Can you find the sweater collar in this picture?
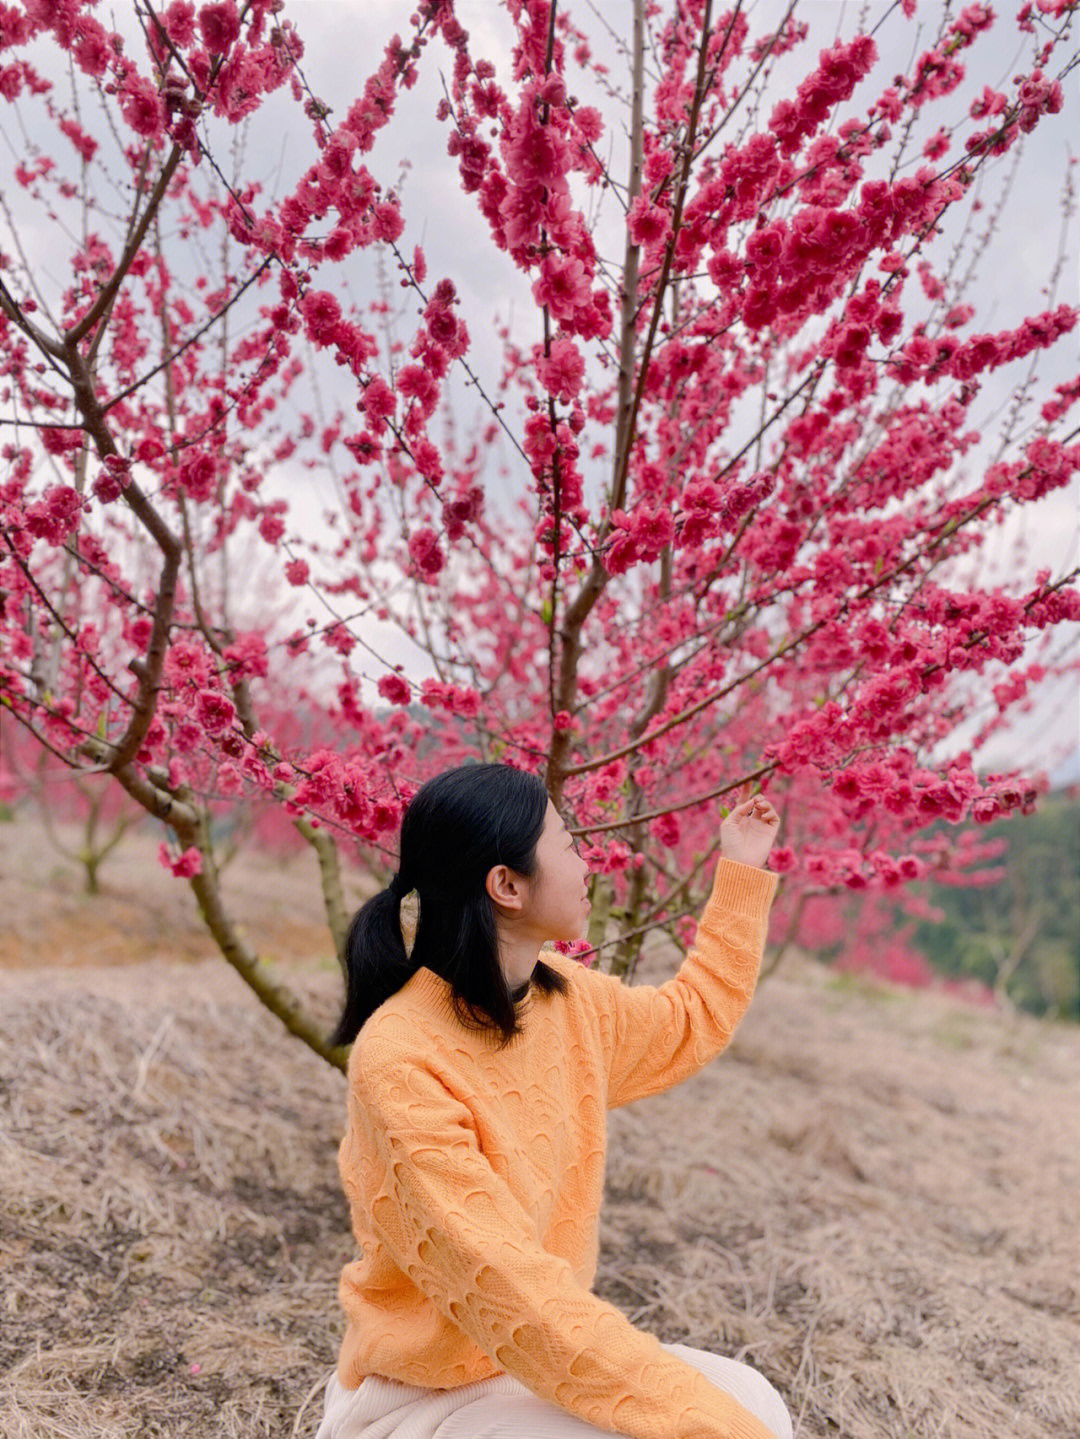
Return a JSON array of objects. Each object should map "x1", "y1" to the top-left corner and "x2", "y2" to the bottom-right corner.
[{"x1": 406, "y1": 965, "x2": 532, "y2": 1014}]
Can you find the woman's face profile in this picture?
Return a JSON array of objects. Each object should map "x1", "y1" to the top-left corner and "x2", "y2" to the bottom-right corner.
[
  {"x1": 527, "y1": 800, "x2": 592, "y2": 943},
  {"x1": 486, "y1": 800, "x2": 591, "y2": 950}
]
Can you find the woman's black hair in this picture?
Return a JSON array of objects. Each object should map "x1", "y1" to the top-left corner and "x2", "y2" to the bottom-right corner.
[{"x1": 330, "y1": 762, "x2": 569, "y2": 1051}]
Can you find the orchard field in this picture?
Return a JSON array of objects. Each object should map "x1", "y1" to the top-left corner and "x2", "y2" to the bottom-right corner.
[{"x1": 1, "y1": 813, "x2": 1079, "y2": 1439}]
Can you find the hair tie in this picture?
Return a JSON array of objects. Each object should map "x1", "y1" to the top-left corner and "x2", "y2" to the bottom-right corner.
[{"x1": 388, "y1": 872, "x2": 409, "y2": 900}]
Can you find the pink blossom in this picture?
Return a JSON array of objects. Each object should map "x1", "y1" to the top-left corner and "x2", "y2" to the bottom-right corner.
[
  {"x1": 324, "y1": 623, "x2": 355, "y2": 656},
  {"x1": 320, "y1": 128, "x2": 358, "y2": 180},
  {"x1": 627, "y1": 195, "x2": 670, "y2": 249},
  {"x1": 119, "y1": 73, "x2": 164, "y2": 139},
  {"x1": 425, "y1": 302, "x2": 463, "y2": 353},
  {"x1": 59, "y1": 116, "x2": 97, "y2": 162},
  {"x1": 574, "y1": 106, "x2": 603, "y2": 144},
  {"x1": 259, "y1": 511, "x2": 285, "y2": 544},
  {"x1": 179, "y1": 450, "x2": 216, "y2": 502},
  {"x1": 285, "y1": 558, "x2": 309, "y2": 586},
  {"x1": 603, "y1": 514, "x2": 638, "y2": 576},
  {"x1": 371, "y1": 200, "x2": 404, "y2": 242},
  {"x1": 378, "y1": 673, "x2": 412, "y2": 706},
  {"x1": 412, "y1": 437, "x2": 443, "y2": 484},
  {"x1": 944, "y1": 304, "x2": 974, "y2": 329},
  {"x1": 553, "y1": 938, "x2": 596, "y2": 962},
  {"x1": 443, "y1": 486, "x2": 483, "y2": 539},
  {"x1": 194, "y1": 689, "x2": 236, "y2": 737},
  {"x1": 768, "y1": 37, "x2": 877, "y2": 155},
  {"x1": 362, "y1": 377, "x2": 396, "y2": 427},
  {"x1": 633, "y1": 505, "x2": 675, "y2": 561},
  {"x1": 419, "y1": 679, "x2": 481, "y2": 717},
  {"x1": 503, "y1": 104, "x2": 571, "y2": 192},
  {"x1": 408, "y1": 527, "x2": 445, "y2": 580},
  {"x1": 163, "y1": 1, "x2": 196, "y2": 45},
  {"x1": 448, "y1": 127, "x2": 491, "y2": 195},
  {"x1": 300, "y1": 289, "x2": 341, "y2": 345},
  {"x1": 532, "y1": 254, "x2": 590, "y2": 325},
  {"x1": 651, "y1": 812, "x2": 680, "y2": 848},
  {"x1": 159, "y1": 842, "x2": 203, "y2": 878},
  {"x1": 25, "y1": 486, "x2": 83, "y2": 545},
  {"x1": 171, "y1": 717, "x2": 202, "y2": 753},
  {"x1": 165, "y1": 640, "x2": 213, "y2": 688},
  {"x1": 92, "y1": 455, "x2": 130, "y2": 503},
  {"x1": 587, "y1": 839, "x2": 633, "y2": 875},
  {"x1": 71, "y1": 16, "x2": 112, "y2": 77},
  {"x1": 198, "y1": 1, "x2": 240, "y2": 55},
  {"x1": 397, "y1": 364, "x2": 439, "y2": 417},
  {"x1": 216, "y1": 762, "x2": 244, "y2": 797},
  {"x1": 536, "y1": 336, "x2": 585, "y2": 402},
  {"x1": 971, "y1": 797, "x2": 1001, "y2": 823},
  {"x1": 223, "y1": 633, "x2": 267, "y2": 680}
]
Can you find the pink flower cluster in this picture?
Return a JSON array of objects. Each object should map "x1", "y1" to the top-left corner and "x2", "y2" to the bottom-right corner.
[
  {"x1": 23, "y1": 485, "x2": 83, "y2": 546},
  {"x1": 287, "y1": 749, "x2": 402, "y2": 841},
  {"x1": 159, "y1": 842, "x2": 203, "y2": 878},
  {"x1": 418, "y1": 679, "x2": 481, "y2": 719},
  {"x1": 726, "y1": 163, "x2": 962, "y2": 336},
  {"x1": 768, "y1": 37, "x2": 877, "y2": 155},
  {"x1": 888, "y1": 305, "x2": 1077, "y2": 385},
  {"x1": 679, "y1": 472, "x2": 776, "y2": 554},
  {"x1": 604, "y1": 505, "x2": 676, "y2": 575},
  {"x1": 92, "y1": 455, "x2": 131, "y2": 504},
  {"x1": 535, "y1": 336, "x2": 585, "y2": 402},
  {"x1": 223, "y1": 632, "x2": 268, "y2": 680},
  {"x1": 429, "y1": 17, "x2": 611, "y2": 349},
  {"x1": 377, "y1": 673, "x2": 411, "y2": 706},
  {"x1": 1041, "y1": 375, "x2": 1080, "y2": 425},
  {"x1": 164, "y1": 639, "x2": 215, "y2": 690},
  {"x1": 899, "y1": 4, "x2": 993, "y2": 111},
  {"x1": 408, "y1": 527, "x2": 445, "y2": 582}
]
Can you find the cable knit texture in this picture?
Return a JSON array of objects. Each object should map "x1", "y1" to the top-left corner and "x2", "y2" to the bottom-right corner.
[{"x1": 335, "y1": 857, "x2": 779, "y2": 1439}]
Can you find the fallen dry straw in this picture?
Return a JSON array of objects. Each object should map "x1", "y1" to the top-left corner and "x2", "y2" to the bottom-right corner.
[{"x1": 1, "y1": 946, "x2": 1078, "y2": 1437}]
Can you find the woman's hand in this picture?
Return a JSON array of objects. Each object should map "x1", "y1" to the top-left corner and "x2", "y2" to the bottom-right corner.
[{"x1": 720, "y1": 794, "x2": 780, "y2": 869}]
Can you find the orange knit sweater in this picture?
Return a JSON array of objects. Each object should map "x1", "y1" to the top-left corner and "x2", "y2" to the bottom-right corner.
[{"x1": 334, "y1": 856, "x2": 780, "y2": 1439}]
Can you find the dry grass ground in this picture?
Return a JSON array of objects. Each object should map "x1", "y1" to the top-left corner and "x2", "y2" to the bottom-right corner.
[{"x1": 1, "y1": 816, "x2": 1078, "y2": 1438}]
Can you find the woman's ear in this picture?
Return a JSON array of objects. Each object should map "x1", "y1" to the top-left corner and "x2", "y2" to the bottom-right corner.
[{"x1": 486, "y1": 864, "x2": 525, "y2": 913}]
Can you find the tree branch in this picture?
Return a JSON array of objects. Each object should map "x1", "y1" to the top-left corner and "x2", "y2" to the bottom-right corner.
[{"x1": 67, "y1": 144, "x2": 185, "y2": 346}]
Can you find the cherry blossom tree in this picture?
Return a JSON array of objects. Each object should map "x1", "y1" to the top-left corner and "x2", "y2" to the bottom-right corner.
[{"x1": 1, "y1": 0, "x2": 1077, "y2": 1069}]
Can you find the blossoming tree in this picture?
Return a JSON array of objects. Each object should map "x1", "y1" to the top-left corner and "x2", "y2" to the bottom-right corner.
[{"x1": 1, "y1": 0, "x2": 1077, "y2": 1069}]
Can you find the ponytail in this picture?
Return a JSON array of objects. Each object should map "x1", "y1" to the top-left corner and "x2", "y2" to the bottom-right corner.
[{"x1": 329, "y1": 886, "x2": 413, "y2": 1047}]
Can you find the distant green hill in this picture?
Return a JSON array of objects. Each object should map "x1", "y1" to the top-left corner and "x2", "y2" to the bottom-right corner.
[{"x1": 910, "y1": 787, "x2": 1079, "y2": 1021}]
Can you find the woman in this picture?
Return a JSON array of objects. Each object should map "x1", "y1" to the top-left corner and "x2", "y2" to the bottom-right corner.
[{"x1": 316, "y1": 762, "x2": 790, "y2": 1439}]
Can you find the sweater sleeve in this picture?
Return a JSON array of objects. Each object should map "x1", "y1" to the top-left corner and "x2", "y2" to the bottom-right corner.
[
  {"x1": 353, "y1": 1043, "x2": 777, "y2": 1439},
  {"x1": 579, "y1": 857, "x2": 778, "y2": 1110}
]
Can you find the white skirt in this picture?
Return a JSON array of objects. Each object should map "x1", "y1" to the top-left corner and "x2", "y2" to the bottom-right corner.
[{"x1": 314, "y1": 1342, "x2": 793, "y2": 1439}]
